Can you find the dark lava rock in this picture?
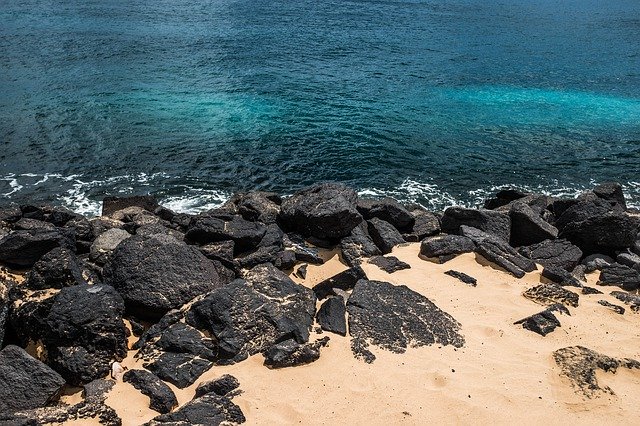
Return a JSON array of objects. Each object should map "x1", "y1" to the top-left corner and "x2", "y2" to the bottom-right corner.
[
  {"x1": 610, "y1": 291, "x2": 640, "y2": 312},
  {"x1": 369, "y1": 255, "x2": 411, "y2": 273},
  {"x1": 357, "y1": 198, "x2": 415, "y2": 232},
  {"x1": 195, "y1": 374, "x2": 240, "y2": 398},
  {"x1": 283, "y1": 234, "x2": 325, "y2": 265},
  {"x1": 461, "y1": 226, "x2": 536, "y2": 278},
  {"x1": 597, "y1": 263, "x2": 640, "y2": 291},
  {"x1": 404, "y1": 208, "x2": 441, "y2": 241},
  {"x1": 617, "y1": 251, "x2": 640, "y2": 271},
  {"x1": 103, "y1": 235, "x2": 221, "y2": 319},
  {"x1": 582, "y1": 253, "x2": 615, "y2": 273},
  {"x1": 102, "y1": 195, "x2": 159, "y2": 217},
  {"x1": 597, "y1": 300, "x2": 625, "y2": 315},
  {"x1": 312, "y1": 266, "x2": 367, "y2": 299},
  {"x1": 185, "y1": 264, "x2": 316, "y2": 364},
  {"x1": 13, "y1": 218, "x2": 56, "y2": 231},
  {"x1": 553, "y1": 346, "x2": 640, "y2": 397},
  {"x1": 226, "y1": 191, "x2": 281, "y2": 224},
  {"x1": 542, "y1": 266, "x2": 582, "y2": 288},
  {"x1": 340, "y1": 222, "x2": 381, "y2": 267},
  {"x1": 593, "y1": 182, "x2": 627, "y2": 209},
  {"x1": 45, "y1": 283, "x2": 128, "y2": 385},
  {"x1": 514, "y1": 304, "x2": 569, "y2": 336},
  {"x1": 523, "y1": 283, "x2": 579, "y2": 308},
  {"x1": 89, "y1": 228, "x2": 131, "y2": 265},
  {"x1": 146, "y1": 392, "x2": 245, "y2": 426},
  {"x1": 444, "y1": 270, "x2": 477, "y2": 286},
  {"x1": 198, "y1": 240, "x2": 235, "y2": 268},
  {"x1": 263, "y1": 336, "x2": 330, "y2": 368},
  {"x1": 316, "y1": 296, "x2": 347, "y2": 336},
  {"x1": 235, "y1": 245, "x2": 281, "y2": 269},
  {"x1": 294, "y1": 264, "x2": 308, "y2": 279},
  {"x1": 484, "y1": 188, "x2": 529, "y2": 210},
  {"x1": 26, "y1": 248, "x2": 85, "y2": 290},
  {"x1": 509, "y1": 202, "x2": 558, "y2": 246},
  {"x1": 581, "y1": 286, "x2": 603, "y2": 295},
  {"x1": 441, "y1": 207, "x2": 510, "y2": 241},
  {"x1": 518, "y1": 239, "x2": 582, "y2": 271},
  {"x1": 146, "y1": 352, "x2": 213, "y2": 389},
  {"x1": 0, "y1": 345, "x2": 66, "y2": 414},
  {"x1": 419, "y1": 234, "x2": 475, "y2": 263},
  {"x1": 0, "y1": 281, "x2": 10, "y2": 347},
  {"x1": 186, "y1": 215, "x2": 266, "y2": 254},
  {"x1": 0, "y1": 228, "x2": 75, "y2": 267},
  {"x1": 274, "y1": 249, "x2": 296, "y2": 270},
  {"x1": 367, "y1": 218, "x2": 405, "y2": 254},
  {"x1": 555, "y1": 199, "x2": 640, "y2": 255},
  {"x1": 278, "y1": 183, "x2": 362, "y2": 240},
  {"x1": 123, "y1": 369, "x2": 178, "y2": 414},
  {"x1": 347, "y1": 279, "x2": 464, "y2": 363}
]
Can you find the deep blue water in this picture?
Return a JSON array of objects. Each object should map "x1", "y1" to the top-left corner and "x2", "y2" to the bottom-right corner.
[{"x1": 1, "y1": 0, "x2": 639, "y2": 214}]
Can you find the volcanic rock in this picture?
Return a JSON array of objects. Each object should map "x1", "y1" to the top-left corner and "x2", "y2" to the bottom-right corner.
[
  {"x1": 592, "y1": 182, "x2": 627, "y2": 209},
  {"x1": 102, "y1": 195, "x2": 159, "y2": 217},
  {"x1": 0, "y1": 228, "x2": 75, "y2": 267},
  {"x1": 26, "y1": 248, "x2": 85, "y2": 290},
  {"x1": 610, "y1": 291, "x2": 640, "y2": 312},
  {"x1": 419, "y1": 234, "x2": 475, "y2": 263},
  {"x1": 523, "y1": 283, "x2": 579, "y2": 308},
  {"x1": 123, "y1": 369, "x2": 178, "y2": 414},
  {"x1": 312, "y1": 266, "x2": 367, "y2": 299},
  {"x1": 186, "y1": 215, "x2": 266, "y2": 254},
  {"x1": 340, "y1": 222, "x2": 381, "y2": 267},
  {"x1": 518, "y1": 239, "x2": 582, "y2": 271},
  {"x1": 357, "y1": 198, "x2": 415, "y2": 232},
  {"x1": 441, "y1": 207, "x2": 510, "y2": 241},
  {"x1": 369, "y1": 255, "x2": 411, "y2": 273},
  {"x1": 509, "y1": 202, "x2": 558, "y2": 246},
  {"x1": 597, "y1": 300, "x2": 625, "y2": 315},
  {"x1": 367, "y1": 218, "x2": 405, "y2": 254},
  {"x1": 146, "y1": 392, "x2": 245, "y2": 425},
  {"x1": 597, "y1": 263, "x2": 640, "y2": 291},
  {"x1": 195, "y1": 374, "x2": 240, "y2": 398},
  {"x1": 263, "y1": 337, "x2": 330, "y2": 369},
  {"x1": 316, "y1": 296, "x2": 347, "y2": 336},
  {"x1": 514, "y1": 304, "x2": 569, "y2": 336},
  {"x1": 444, "y1": 270, "x2": 477, "y2": 286}
]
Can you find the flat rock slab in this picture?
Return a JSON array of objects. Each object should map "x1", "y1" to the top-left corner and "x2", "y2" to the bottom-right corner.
[
  {"x1": 597, "y1": 300, "x2": 625, "y2": 315},
  {"x1": 597, "y1": 263, "x2": 640, "y2": 291},
  {"x1": 519, "y1": 239, "x2": 582, "y2": 271},
  {"x1": 123, "y1": 369, "x2": 178, "y2": 414},
  {"x1": 146, "y1": 393, "x2": 245, "y2": 426},
  {"x1": 444, "y1": 270, "x2": 477, "y2": 286},
  {"x1": 514, "y1": 304, "x2": 569, "y2": 336},
  {"x1": 523, "y1": 283, "x2": 579, "y2": 308},
  {"x1": 369, "y1": 255, "x2": 411, "y2": 273},
  {"x1": 553, "y1": 346, "x2": 640, "y2": 397},
  {"x1": 610, "y1": 291, "x2": 640, "y2": 312},
  {"x1": 347, "y1": 279, "x2": 464, "y2": 363}
]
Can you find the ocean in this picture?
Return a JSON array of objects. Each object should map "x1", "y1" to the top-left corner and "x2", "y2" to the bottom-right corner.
[{"x1": 1, "y1": 0, "x2": 639, "y2": 214}]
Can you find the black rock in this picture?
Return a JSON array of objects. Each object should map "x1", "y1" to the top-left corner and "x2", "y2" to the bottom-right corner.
[
  {"x1": 404, "y1": 208, "x2": 440, "y2": 241},
  {"x1": 294, "y1": 264, "x2": 308, "y2": 279},
  {"x1": 340, "y1": 222, "x2": 381, "y2": 267},
  {"x1": 518, "y1": 239, "x2": 582, "y2": 271},
  {"x1": 7, "y1": 287, "x2": 57, "y2": 346},
  {"x1": 541, "y1": 266, "x2": 582, "y2": 287},
  {"x1": 274, "y1": 249, "x2": 296, "y2": 270},
  {"x1": 198, "y1": 240, "x2": 235, "y2": 267},
  {"x1": 0, "y1": 345, "x2": 65, "y2": 414},
  {"x1": 263, "y1": 337, "x2": 330, "y2": 368},
  {"x1": 226, "y1": 191, "x2": 281, "y2": 224},
  {"x1": 523, "y1": 283, "x2": 579, "y2": 307},
  {"x1": 26, "y1": 248, "x2": 85, "y2": 290},
  {"x1": 617, "y1": 252, "x2": 640, "y2": 271},
  {"x1": 509, "y1": 202, "x2": 558, "y2": 247},
  {"x1": 369, "y1": 255, "x2": 411, "y2": 273},
  {"x1": 555, "y1": 199, "x2": 640, "y2": 255},
  {"x1": 582, "y1": 253, "x2": 615, "y2": 273},
  {"x1": 45, "y1": 283, "x2": 128, "y2": 385},
  {"x1": 102, "y1": 195, "x2": 159, "y2": 217},
  {"x1": 514, "y1": 304, "x2": 569, "y2": 336},
  {"x1": 357, "y1": 198, "x2": 415, "y2": 232},
  {"x1": 484, "y1": 189, "x2": 529, "y2": 210},
  {"x1": 316, "y1": 297, "x2": 347, "y2": 336},
  {"x1": 154, "y1": 323, "x2": 218, "y2": 361},
  {"x1": 0, "y1": 205, "x2": 22, "y2": 224},
  {"x1": 123, "y1": 369, "x2": 177, "y2": 414},
  {"x1": 283, "y1": 234, "x2": 325, "y2": 265},
  {"x1": 235, "y1": 245, "x2": 281, "y2": 269},
  {"x1": 186, "y1": 215, "x2": 266, "y2": 254},
  {"x1": 441, "y1": 207, "x2": 510, "y2": 241},
  {"x1": 419, "y1": 234, "x2": 475, "y2": 262},
  {"x1": 593, "y1": 182, "x2": 626, "y2": 209},
  {"x1": 278, "y1": 183, "x2": 362, "y2": 240},
  {"x1": 347, "y1": 280, "x2": 464, "y2": 363},
  {"x1": 444, "y1": 270, "x2": 477, "y2": 286},
  {"x1": 597, "y1": 263, "x2": 640, "y2": 291},
  {"x1": 610, "y1": 291, "x2": 640, "y2": 312},
  {"x1": 145, "y1": 352, "x2": 213, "y2": 389},
  {"x1": 581, "y1": 286, "x2": 603, "y2": 295},
  {"x1": 597, "y1": 300, "x2": 625, "y2": 315},
  {"x1": 312, "y1": 266, "x2": 367, "y2": 299},
  {"x1": 366, "y1": 218, "x2": 405, "y2": 255},
  {"x1": 103, "y1": 235, "x2": 221, "y2": 319},
  {"x1": 146, "y1": 392, "x2": 245, "y2": 425},
  {"x1": 0, "y1": 228, "x2": 75, "y2": 267},
  {"x1": 13, "y1": 218, "x2": 56, "y2": 231},
  {"x1": 194, "y1": 374, "x2": 240, "y2": 398}
]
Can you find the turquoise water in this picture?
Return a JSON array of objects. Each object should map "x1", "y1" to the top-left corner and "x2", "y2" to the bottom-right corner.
[{"x1": 1, "y1": 0, "x2": 639, "y2": 213}]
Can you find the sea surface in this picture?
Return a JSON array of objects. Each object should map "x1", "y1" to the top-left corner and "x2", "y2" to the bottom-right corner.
[{"x1": 1, "y1": 0, "x2": 639, "y2": 214}]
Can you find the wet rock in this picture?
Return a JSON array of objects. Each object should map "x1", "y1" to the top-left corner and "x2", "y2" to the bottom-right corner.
[
  {"x1": 186, "y1": 215, "x2": 266, "y2": 254},
  {"x1": 597, "y1": 263, "x2": 640, "y2": 291},
  {"x1": 312, "y1": 266, "x2": 367, "y2": 299},
  {"x1": 45, "y1": 283, "x2": 128, "y2": 385},
  {"x1": 514, "y1": 304, "x2": 569, "y2": 336},
  {"x1": 441, "y1": 207, "x2": 510, "y2": 241},
  {"x1": 0, "y1": 228, "x2": 75, "y2": 267},
  {"x1": 552, "y1": 346, "x2": 640, "y2": 397},
  {"x1": 541, "y1": 266, "x2": 582, "y2": 287},
  {"x1": 185, "y1": 264, "x2": 316, "y2": 364},
  {"x1": 123, "y1": 369, "x2": 178, "y2": 414},
  {"x1": 369, "y1": 255, "x2": 411, "y2": 273},
  {"x1": 582, "y1": 253, "x2": 615, "y2": 273},
  {"x1": 555, "y1": 199, "x2": 640, "y2": 255},
  {"x1": 102, "y1": 195, "x2": 159, "y2": 217},
  {"x1": 103, "y1": 235, "x2": 221, "y2": 319},
  {"x1": 523, "y1": 283, "x2": 579, "y2": 308},
  {"x1": 316, "y1": 297, "x2": 347, "y2": 336},
  {"x1": 419, "y1": 234, "x2": 475, "y2": 263},
  {"x1": 283, "y1": 234, "x2": 325, "y2": 265},
  {"x1": 194, "y1": 374, "x2": 240, "y2": 398},
  {"x1": 610, "y1": 291, "x2": 640, "y2": 312},
  {"x1": 263, "y1": 336, "x2": 330, "y2": 368},
  {"x1": 484, "y1": 189, "x2": 529, "y2": 210},
  {"x1": 367, "y1": 218, "x2": 405, "y2": 254},
  {"x1": 597, "y1": 300, "x2": 625, "y2": 315},
  {"x1": 357, "y1": 198, "x2": 415, "y2": 232},
  {"x1": 444, "y1": 270, "x2": 477, "y2": 286},
  {"x1": 226, "y1": 191, "x2": 281, "y2": 224},
  {"x1": 25, "y1": 248, "x2": 85, "y2": 290},
  {"x1": 593, "y1": 182, "x2": 626, "y2": 209},
  {"x1": 518, "y1": 239, "x2": 582, "y2": 271},
  {"x1": 146, "y1": 392, "x2": 245, "y2": 425},
  {"x1": 509, "y1": 202, "x2": 558, "y2": 246},
  {"x1": 340, "y1": 222, "x2": 381, "y2": 267},
  {"x1": 0, "y1": 345, "x2": 66, "y2": 414},
  {"x1": 278, "y1": 183, "x2": 362, "y2": 240},
  {"x1": 347, "y1": 279, "x2": 464, "y2": 363}
]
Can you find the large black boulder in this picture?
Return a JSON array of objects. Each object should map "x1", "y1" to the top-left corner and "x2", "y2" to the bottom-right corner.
[
  {"x1": 103, "y1": 235, "x2": 221, "y2": 319},
  {"x1": 509, "y1": 202, "x2": 558, "y2": 246},
  {"x1": 123, "y1": 369, "x2": 178, "y2": 414},
  {"x1": 0, "y1": 228, "x2": 75, "y2": 267},
  {"x1": 224, "y1": 191, "x2": 281, "y2": 224},
  {"x1": 404, "y1": 208, "x2": 440, "y2": 241},
  {"x1": 597, "y1": 263, "x2": 640, "y2": 291},
  {"x1": 186, "y1": 214, "x2": 266, "y2": 254},
  {"x1": 518, "y1": 239, "x2": 582, "y2": 271},
  {"x1": 367, "y1": 218, "x2": 405, "y2": 254},
  {"x1": 340, "y1": 222, "x2": 381, "y2": 267},
  {"x1": 278, "y1": 183, "x2": 362, "y2": 240},
  {"x1": 419, "y1": 234, "x2": 475, "y2": 263},
  {"x1": 484, "y1": 189, "x2": 529, "y2": 210},
  {"x1": 357, "y1": 198, "x2": 415, "y2": 232},
  {"x1": 0, "y1": 345, "x2": 66, "y2": 414},
  {"x1": 195, "y1": 375, "x2": 240, "y2": 398},
  {"x1": 441, "y1": 207, "x2": 510, "y2": 241},
  {"x1": 26, "y1": 248, "x2": 85, "y2": 290},
  {"x1": 147, "y1": 393, "x2": 245, "y2": 425},
  {"x1": 592, "y1": 182, "x2": 626, "y2": 209}
]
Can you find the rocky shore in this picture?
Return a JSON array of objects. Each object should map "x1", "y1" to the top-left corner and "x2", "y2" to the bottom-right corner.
[{"x1": 0, "y1": 182, "x2": 639, "y2": 425}]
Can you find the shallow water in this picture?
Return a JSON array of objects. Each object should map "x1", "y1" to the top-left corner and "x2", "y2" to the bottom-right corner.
[{"x1": 1, "y1": 0, "x2": 639, "y2": 213}]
